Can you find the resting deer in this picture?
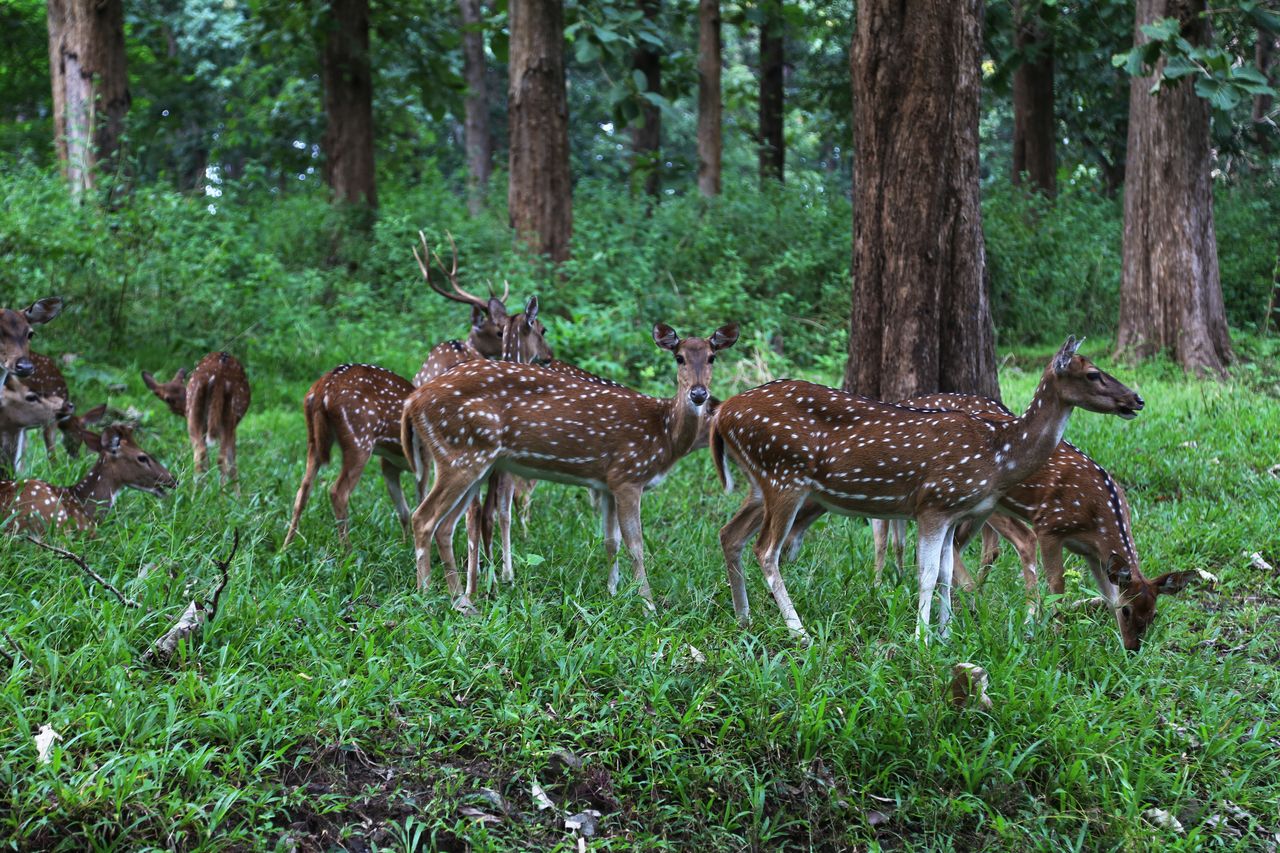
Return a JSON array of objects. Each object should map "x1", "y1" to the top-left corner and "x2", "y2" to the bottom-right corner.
[
  {"x1": 402, "y1": 322, "x2": 739, "y2": 612},
  {"x1": 783, "y1": 392, "x2": 1197, "y2": 651},
  {"x1": 0, "y1": 380, "x2": 68, "y2": 473},
  {"x1": 711, "y1": 337, "x2": 1144, "y2": 641},
  {"x1": 0, "y1": 424, "x2": 176, "y2": 534},
  {"x1": 18, "y1": 352, "x2": 101, "y2": 459},
  {"x1": 143, "y1": 352, "x2": 250, "y2": 484}
]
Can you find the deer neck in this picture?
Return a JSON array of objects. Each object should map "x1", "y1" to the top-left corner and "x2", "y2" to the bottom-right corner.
[
  {"x1": 659, "y1": 393, "x2": 708, "y2": 464},
  {"x1": 993, "y1": 370, "x2": 1074, "y2": 489},
  {"x1": 69, "y1": 461, "x2": 119, "y2": 520}
]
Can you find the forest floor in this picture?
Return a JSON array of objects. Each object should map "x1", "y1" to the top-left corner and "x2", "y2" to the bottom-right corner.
[{"x1": 2, "y1": 341, "x2": 1279, "y2": 851}]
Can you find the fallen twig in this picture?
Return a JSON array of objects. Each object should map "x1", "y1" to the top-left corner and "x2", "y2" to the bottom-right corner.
[
  {"x1": 143, "y1": 530, "x2": 240, "y2": 665},
  {"x1": 2, "y1": 629, "x2": 33, "y2": 670},
  {"x1": 25, "y1": 536, "x2": 142, "y2": 609}
]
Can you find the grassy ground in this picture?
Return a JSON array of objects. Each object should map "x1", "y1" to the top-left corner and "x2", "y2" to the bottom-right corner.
[{"x1": 1, "y1": 339, "x2": 1279, "y2": 851}]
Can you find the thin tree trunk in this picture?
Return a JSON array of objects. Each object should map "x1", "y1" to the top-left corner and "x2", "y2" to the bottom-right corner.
[
  {"x1": 758, "y1": 0, "x2": 785, "y2": 184},
  {"x1": 1117, "y1": 0, "x2": 1232, "y2": 377},
  {"x1": 321, "y1": 0, "x2": 377, "y2": 209},
  {"x1": 508, "y1": 0, "x2": 572, "y2": 261},
  {"x1": 631, "y1": 0, "x2": 662, "y2": 199},
  {"x1": 46, "y1": 0, "x2": 130, "y2": 198},
  {"x1": 1255, "y1": 28, "x2": 1276, "y2": 153},
  {"x1": 1011, "y1": 1, "x2": 1056, "y2": 195},
  {"x1": 843, "y1": 0, "x2": 998, "y2": 402},
  {"x1": 697, "y1": 0, "x2": 722, "y2": 196},
  {"x1": 459, "y1": 0, "x2": 492, "y2": 214}
]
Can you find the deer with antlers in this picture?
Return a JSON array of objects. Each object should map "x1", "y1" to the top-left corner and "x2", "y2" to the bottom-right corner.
[
  {"x1": 143, "y1": 352, "x2": 250, "y2": 485},
  {"x1": 779, "y1": 391, "x2": 1197, "y2": 650},
  {"x1": 0, "y1": 424, "x2": 176, "y2": 534},
  {"x1": 711, "y1": 337, "x2": 1145, "y2": 641},
  {"x1": 402, "y1": 322, "x2": 739, "y2": 612}
]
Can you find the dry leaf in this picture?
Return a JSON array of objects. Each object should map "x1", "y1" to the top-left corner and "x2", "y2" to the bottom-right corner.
[
  {"x1": 459, "y1": 806, "x2": 502, "y2": 824},
  {"x1": 565, "y1": 809, "x2": 602, "y2": 837},
  {"x1": 1143, "y1": 807, "x2": 1185, "y2": 833},
  {"x1": 531, "y1": 781, "x2": 555, "y2": 811},
  {"x1": 34, "y1": 724, "x2": 61, "y2": 765},
  {"x1": 948, "y1": 663, "x2": 992, "y2": 711},
  {"x1": 686, "y1": 644, "x2": 707, "y2": 664},
  {"x1": 1248, "y1": 552, "x2": 1274, "y2": 573}
]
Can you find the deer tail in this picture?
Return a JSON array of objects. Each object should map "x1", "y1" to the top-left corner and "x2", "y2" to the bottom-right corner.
[
  {"x1": 710, "y1": 418, "x2": 734, "y2": 494},
  {"x1": 303, "y1": 389, "x2": 332, "y2": 467}
]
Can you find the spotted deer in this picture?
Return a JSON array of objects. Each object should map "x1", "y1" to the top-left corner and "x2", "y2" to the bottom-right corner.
[
  {"x1": 402, "y1": 322, "x2": 739, "y2": 612},
  {"x1": 711, "y1": 337, "x2": 1144, "y2": 641},
  {"x1": 0, "y1": 379, "x2": 68, "y2": 474},
  {"x1": 143, "y1": 352, "x2": 250, "y2": 484},
  {"x1": 783, "y1": 391, "x2": 1197, "y2": 651},
  {"x1": 411, "y1": 231, "x2": 526, "y2": 387},
  {"x1": 0, "y1": 424, "x2": 176, "y2": 534},
  {"x1": 17, "y1": 352, "x2": 99, "y2": 459},
  {"x1": 0, "y1": 297, "x2": 63, "y2": 388}
]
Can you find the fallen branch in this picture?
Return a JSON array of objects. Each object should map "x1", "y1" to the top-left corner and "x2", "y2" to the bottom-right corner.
[
  {"x1": 143, "y1": 530, "x2": 240, "y2": 665},
  {"x1": 2, "y1": 629, "x2": 33, "y2": 670},
  {"x1": 25, "y1": 536, "x2": 142, "y2": 609}
]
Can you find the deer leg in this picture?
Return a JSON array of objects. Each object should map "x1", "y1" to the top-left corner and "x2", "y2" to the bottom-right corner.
[
  {"x1": 329, "y1": 448, "x2": 370, "y2": 549},
  {"x1": 515, "y1": 478, "x2": 535, "y2": 534},
  {"x1": 914, "y1": 514, "x2": 949, "y2": 642},
  {"x1": 496, "y1": 473, "x2": 515, "y2": 584},
  {"x1": 435, "y1": 481, "x2": 485, "y2": 612},
  {"x1": 751, "y1": 490, "x2": 808, "y2": 639},
  {"x1": 936, "y1": 523, "x2": 959, "y2": 640},
  {"x1": 782, "y1": 500, "x2": 824, "y2": 565},
  {"x1": 948, "y1": 517, "x2": 980, "y2": 594},
  {"x1": 980, "y1": 523, "x2": 1002, "y2": 576},
  {"x1": 1040, "y1": 534, "x2": 1067, "y2": 596},
  {"x1": 601, "y1": 491, "x2": 622, "y2": 595},
  {"x1": 989, "y1": 514, "x2": 1039, "y2": 621},
  {"x1": 890, "y1": 518, "x2": 906, "y2": 579},
  {"x1": 611, "y1": 483, "x2": 654, "y2": 609},
  {"x1": 187, "y1": 411, "x2": 208, "y2": 476},
  {"x1": 381, "y1": 458, "x2": 411, "y2": 540},
  {"x1": 42, "y1": 422, "x2": 57, "y2": 460},
  {"x1": 284, "y1": 448, "x2": 325, "y2": 548},
  {"x1": 871, "y1": 519, "x2": 889, "y2": 586},
  {"x1": 719, "y1": 486, "x2": 764, "y2": 626},
  {"x1": 411, "y1": 465, "x2": 484, "y2": 596}
]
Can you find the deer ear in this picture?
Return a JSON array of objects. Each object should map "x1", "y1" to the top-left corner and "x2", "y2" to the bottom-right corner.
[
  {"x1": 1053, "y1": 335, "x2": 1083, "y2": 376},
  {"x1": 141, "y1": 371, "x2": 159, "y2": 392},
  {"x1": 80, "y1": 403, "x2": 108, "y2": 425},
  {"x1": 524, "y1": 295, "x2": 539, "y2": 326},
  {"x1": 653, "y1": 323, "x2": 680, "y2": 351},
  {"x1": 23, "y1": 297, "x2": 63, "y2": 325},
  {"x1": 175, "y1": 368, "x2": 188, "y2": 384},
  {"x1": 709, "y1": 323, "x2": 740, "y2": 352},
  {"x1": 1105, "y1": 554, "x2": 1132, "y2": 587},
  {"x1": 471, "y1": 304, "x2": 487, "y2": 330},
  {"x1": 487, "y1": 297, "x2": 508, "y2": 324},
  {"x1": 102, "y1": 427, "x2": 123, "y2": 455},
  {"x1": 1151, "y1": 570, "x2": 1197, "y2": 596},
  {"x1": 80, "y1": 429, "x2": 103, "y2": 454}
]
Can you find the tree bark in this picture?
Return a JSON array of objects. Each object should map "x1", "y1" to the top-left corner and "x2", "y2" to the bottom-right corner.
[
  {"x1": 758, "y1": 0, "x2": 785, "y2": 184},
  {"x1": 697, "y1": 0, "x2": 722, "y2": 196},
  {"x1": 459, "y1": 0, "x2": 492, "y2": 214},
  {"x1": 321, "y1": 0, "x2": 377, "y2": 209},
  {"x1": 631, "y1": 0, "x2": 662, "y2": 199},
  {"x1": 843, "y1": 0, "x2": 998, "y2": 403},
  {"x1": 1117, "y1": 0, "x2": 1232, "y2": 377},
  {"x1": 46, "y1": 0, "x2": 130, "y2": 198},
  {"x1": 508, "y1": 0, "x2": 572, "y2": 261},
  {"x1": 1011, "y1": 1, "x2": 1056, "y2": 195},
  {"x1": 1255, "y1": 28, "x2": 1276, "y2": 153}
]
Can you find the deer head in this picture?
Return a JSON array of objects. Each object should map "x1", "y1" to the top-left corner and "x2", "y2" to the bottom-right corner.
[
  {"x1": 416, "y1": 231, "x2": 510, "y2": 359},
  {"x1": 1107, "y1": 558, "x2": 1199, "y2": 651},
  {"x1": 0, "y1": 384, "x2": 65, "y2": 430},
  {"x1": 0, "y1": 297, "x2": 63, "y2": 384},
  {"x1": 1047, "y1": 336, "x2": 1145, "y2": 419},
  {"x1": 81, "y1": 424, "x2": 178, "y2": 497},
  {"x1": 141, "y1": 368, "x2": 189, "y2": 416},
  {"x1": 499, "y1": 295, "x2": 553, "y2": 365},
  {"x1": 654, "y1": 322, "x2": 739, "y2": 409}
]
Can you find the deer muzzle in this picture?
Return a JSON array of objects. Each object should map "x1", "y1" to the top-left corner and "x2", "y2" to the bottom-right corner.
[
  {"x1": 689, "y1": 385, "x2": 710, "y2": 407},
  {"x1": 12, "y1": 357, "x2": 34, "y2": 378}
]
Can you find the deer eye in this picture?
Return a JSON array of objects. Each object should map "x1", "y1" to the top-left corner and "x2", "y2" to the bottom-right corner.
[
  {"x1": 138, "y1": 455, "x2": 150, "y2": 464},
  {"x1": 1087, "y1": 371, "x2": 1102, "y2": 382},
  {"x1": 1121, "y1": 605, "x2": 1132, "y2": 620},
  {"x1": 708, "y1": 354, "x2": 716, "y2": 364},
  {"x1": 25, "y1": 393, "x2": 39, "y2": 402},
  {"x1": 675, "y1": 355, "x2": 685, "y2": 365},
  {"x1": 28, "y1": 330, "x2": 35, "y2": 339}
]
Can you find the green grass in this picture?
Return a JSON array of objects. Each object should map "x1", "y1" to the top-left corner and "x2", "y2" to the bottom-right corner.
[{"x1": 2, "y1": 340, "x2": 1279, "y2": 851}]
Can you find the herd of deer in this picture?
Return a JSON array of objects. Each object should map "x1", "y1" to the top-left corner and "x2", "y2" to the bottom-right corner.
[{"x1": 0, "y1": 234, "x2": 1201, "y2": 652}]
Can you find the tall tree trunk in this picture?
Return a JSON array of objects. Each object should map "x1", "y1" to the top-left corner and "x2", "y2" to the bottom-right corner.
[
  {"x1": 1011, "y1": 1, "x2": 1056, "y2": 195},
  {"x1": 1117, "y1": 0, "x2": 1232, "y2": 377},
  {"x1": 321, "y1": 0, "x2": 377, "y2": 209},
  {"x1": 697, "y1": 0, "x2": 722, "y2": 197},
  {"x1": 758, "y1": 0, "x2": 785, "y2": 184},
  {"x1": 46, "y1": 0, "x2": 130, "y2": 198},
  {"x1": 630, "y1": 0, "x2": 662, "y2": 199},
  {"x1": 459, "y1": 0, "x2": 492, "y2": 214},
  {"x1": 843, "y1": 0, "x2": 998, "y2": 402},
  {"x1": 508, "y1": 0, "x2": 572, "y2": 261},
  {"x1": 1255, "y1": 28, "x2": 1276, "y2": 153}
]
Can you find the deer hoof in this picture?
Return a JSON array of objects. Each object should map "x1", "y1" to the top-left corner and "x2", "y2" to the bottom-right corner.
[{"x1": 453, "y1": 597, "x2": 479, "y2": 617}]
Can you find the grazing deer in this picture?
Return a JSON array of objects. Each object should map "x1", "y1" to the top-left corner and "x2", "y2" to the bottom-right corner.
[
  {"x1": 402, "y1": 322, "x2": 739, "y2": 612},
  {"x1": 282, "y1": 363, "x2": 417, "y2": 548},
  {"x1": 783, "y1": 391, "x2": 1197, "y2": 650},
  {"x1": 711, "y1": 337, "x2": 1144, "y2": 641},
  {"x1": 0, "y1": 424, "x2": 176, "y2": 534},
  {"x1": 0, "y1": 297, "x2": 63, "y2": 388},
  {"x1": 143, "y1": 352, "x2": 250, "y2": 484},
  {"x1": 411, "y1": 232, "x2": 524, "y2": 387}
]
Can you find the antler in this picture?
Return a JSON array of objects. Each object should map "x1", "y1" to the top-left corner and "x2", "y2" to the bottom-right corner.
[
  {"x1": 415, "y1": 230, "x2": 493, "y2": 310},
  {"x1": 484, "y1": 279, "x2": 511, "y2": 304}
]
